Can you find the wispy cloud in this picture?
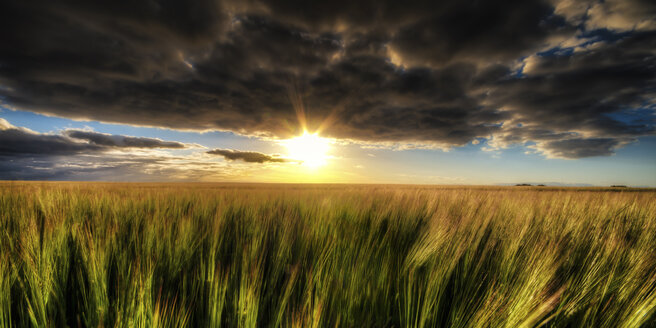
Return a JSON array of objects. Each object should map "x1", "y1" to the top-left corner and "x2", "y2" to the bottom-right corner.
[{"x1": 0, "y1": 119, "x2": 251, "y2": 181}]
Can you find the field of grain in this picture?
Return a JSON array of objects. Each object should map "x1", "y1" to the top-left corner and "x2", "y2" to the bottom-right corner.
[{"x1": 0, "y1": 182, "x2": 655, "y2": 327}]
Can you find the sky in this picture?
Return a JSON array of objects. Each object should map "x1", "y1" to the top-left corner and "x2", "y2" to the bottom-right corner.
[{"x1": 0, "y1": 0, "x2": 655, "y2": 186}]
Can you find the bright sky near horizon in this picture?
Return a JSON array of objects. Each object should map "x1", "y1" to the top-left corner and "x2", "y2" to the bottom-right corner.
[{"x1": 2, "y1": 108, "x2": 654, "y2": 186}]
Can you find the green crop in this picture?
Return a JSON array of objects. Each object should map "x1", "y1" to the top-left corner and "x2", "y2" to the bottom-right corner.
[{"x1": 0, "y1": 182, "x2": 655, "y2": 327}]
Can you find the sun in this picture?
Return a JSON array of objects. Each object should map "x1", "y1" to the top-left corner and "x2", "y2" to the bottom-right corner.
[{"x1": 282, "y1": 131, "x2": 331, "y2": 167}]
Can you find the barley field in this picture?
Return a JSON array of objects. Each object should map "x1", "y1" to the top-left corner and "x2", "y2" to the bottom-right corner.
[{"x1": 0, "y1": 182, "x2": 655, "y2": 327}]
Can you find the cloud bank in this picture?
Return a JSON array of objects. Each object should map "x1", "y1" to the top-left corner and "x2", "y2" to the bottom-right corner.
[
  {"x1": 0, "y1": 119, "x2": 191, "y2": 156},
  {"x1": 0, "y1": 119, "x2": 296, "y2": 180},
  {"x1": 0, "y1": 0, "x2": 654, "y2": 158}
]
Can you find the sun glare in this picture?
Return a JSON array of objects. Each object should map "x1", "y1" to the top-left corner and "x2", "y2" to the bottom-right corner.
[{"x1": 283, "y1": 132, "x2": 331, "y2": 167}]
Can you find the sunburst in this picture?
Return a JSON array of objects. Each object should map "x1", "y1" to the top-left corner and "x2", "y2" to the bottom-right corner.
[{"x1": 282, "y1": 131, "x2": 331, "y2": 167}]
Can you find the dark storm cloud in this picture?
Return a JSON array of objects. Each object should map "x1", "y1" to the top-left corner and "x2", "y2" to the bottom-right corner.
[
  {"x1": 0, "y1": 0, "x2": 655, "y2": 159},
  {"x1": 536, "y1": 138, "x2": 626, "y2": 159},
  {"x1": 0, "y1": 120, "x2": 103, "y2": 156},
  {"x1": 64, "y1": 130, "x2": 187, "y2": 149},
  {"x1": 388, "y1": 0, "x2": 569, "y2": 67},
  {"x1": 0, "y1": 119, "x2": 189, "y2": 156},
  {"x1": 486, "y1": 30, "x2": 656, "y2": 157},
  {"x1": 207, "y1": 149, "x2": 289, "y2": 163}
]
